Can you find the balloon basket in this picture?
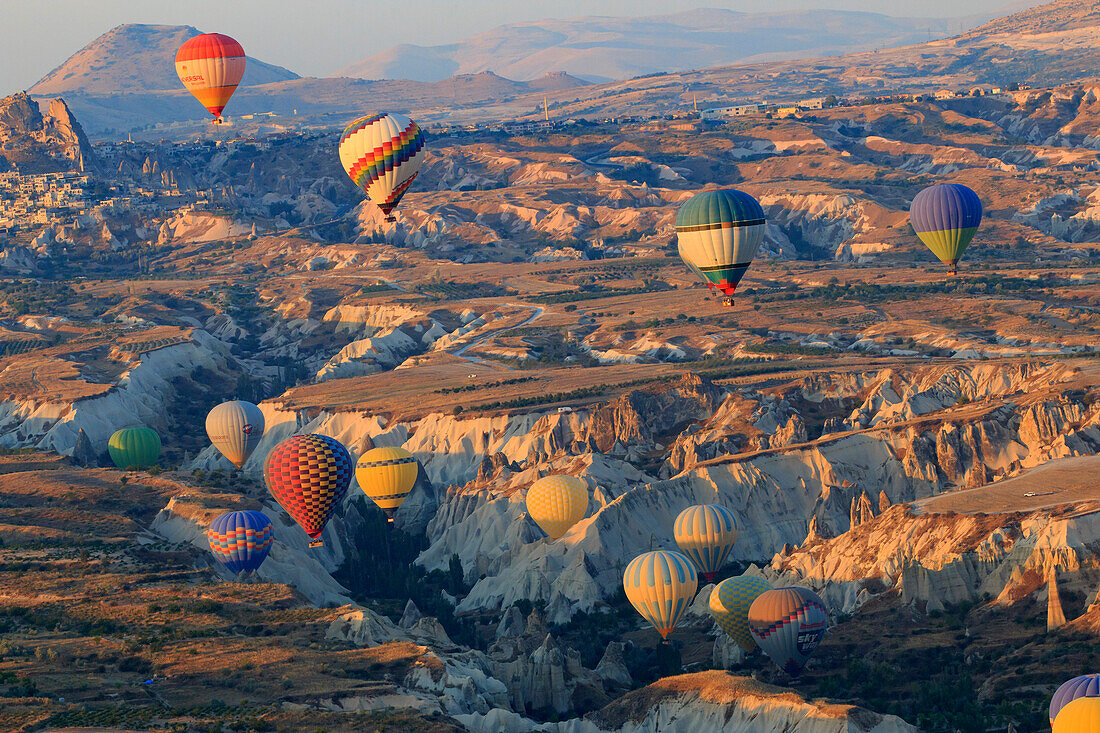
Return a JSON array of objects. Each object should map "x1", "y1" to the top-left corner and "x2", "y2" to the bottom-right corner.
[
  {"x1": 308, "y1": 540, "x2": 323, "y2": 548},
  {"x1": 722, "y1": 297, "x2": 734, "y2": 308}
]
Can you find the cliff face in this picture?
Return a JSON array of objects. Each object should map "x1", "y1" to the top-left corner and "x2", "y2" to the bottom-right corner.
[
  {"x1": 0, "y1": 92, "x2": 98, "y2": 173},
  {"x1": 773, "y1": 481, "x2": 1100, "y2": 615}
]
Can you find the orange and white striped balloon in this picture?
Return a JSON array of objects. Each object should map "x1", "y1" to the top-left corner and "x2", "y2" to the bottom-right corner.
[
  {"x1": 338, "y1": 113, "x2": 425, "y2": 221},
  {"x1": 175, "y1": 33, "x2": 246, "y2": 120}
]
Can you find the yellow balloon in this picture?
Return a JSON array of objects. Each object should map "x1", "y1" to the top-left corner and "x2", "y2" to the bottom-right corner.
[
  {"x1": 623, "y1": 550, "x2": 698, "y2": 640},
  {"x1": 1055, "y1": 697, "x2": 1100, "y2": 733},
  {"x1": 526, "y1": 475, "x2": 588, "y2": 540},
  {"x1": 355, "y1": 446, "x2": 418, "y2": 523},
  {"x1": 709, "y1": 575, "x2": 770, "y2": 652}
]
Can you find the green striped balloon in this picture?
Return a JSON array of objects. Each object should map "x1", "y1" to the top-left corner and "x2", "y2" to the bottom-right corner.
[
  {"x1": 108, "y1": 427, "x2": 161, "y2": 469},
  {"x1": 675, "y1": 189, "x2": 766, "y2": 297}
]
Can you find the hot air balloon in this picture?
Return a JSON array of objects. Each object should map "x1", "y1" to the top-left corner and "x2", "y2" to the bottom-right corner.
[
  {"x1": 355, "y1": 446, "x2": 418, "y2": 524},
  {"x1": 338, "y1": 112, "x2": 425, "y2": 222},
  {"x1": 748, "y1": 587, "x2": 828, "y2": 676},
  {"x1": 108, "y1": 427, "x2": 161, "y2": 469},
  {"x1": 525, "y1": 475, "x2": 589, "y2": 540},
  {"x1": 175, "y1": 33, "x2": 246, "y2": 122},
  {"x1": 206, "y1": 401, "x2": 265, "y2": 469},
  {"x1": 623, "y1": 550, "x2": 699, "y2": 641},
  {"x1": 709, "y1": 574, "x2": 771, "y2": 652},
  {"x1": 909, "y1": 183, "x2": 982, "y2": 275},
  {"x1": 1052, "y1": 675, "x2": 1100, "y2": 727},
  {"x1": 675, "y1": 189, "x2": 766, "y2": 307},
  {"x1": 207, "y1": 510, "x2": 274, "y2": 577},
  {"x1": 1053, "y1": 696, "x2": 1100, "y2": 733},
  {"x1": 674, "y1": 504, "x2": 738, "y2": 582},
  {"x1": 263, "y1": 434, "x2": 352, "y2": 547}
]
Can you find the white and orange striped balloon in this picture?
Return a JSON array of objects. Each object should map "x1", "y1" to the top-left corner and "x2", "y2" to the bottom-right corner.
[
  {"x1": 338, "y1": 113, "x2": 425, "y2": 221},
  {"x1": 175, "y1": 33, "x2": 246, "y2": 120}
]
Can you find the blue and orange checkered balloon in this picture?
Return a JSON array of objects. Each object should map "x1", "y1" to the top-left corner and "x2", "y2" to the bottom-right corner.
[{"x1": 263, "y1": 434, "x2": 352, "y2": 541}]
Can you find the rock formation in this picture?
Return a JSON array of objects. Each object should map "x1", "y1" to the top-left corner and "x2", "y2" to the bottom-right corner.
[
  {"x1": 1047, "y1": 567, "x2": 1067, "y2": 631},
  {"x1": 0, "y1": 93, "x2": 98, "y2": 173}
]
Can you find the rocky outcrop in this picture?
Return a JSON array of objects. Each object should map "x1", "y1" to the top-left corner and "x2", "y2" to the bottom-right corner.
[
  {"x1": 458, "y1": 672, "x2": 918, "y2": 732},
  {"x1": 0, "y1": 93, "x2": 98, "y2": 173},
  {"x1": 1048, "y1": 568, "x2": 1067, "y2": 630},
  {"x1": 771, "y1": 481, "x2": 1100, "y2": 614}
]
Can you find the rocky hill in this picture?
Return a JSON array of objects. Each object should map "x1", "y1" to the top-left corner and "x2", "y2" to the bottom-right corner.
[
  {"x1": 0, "y1": 92, "x2": 97, "y2": 173},
  {"x1": 30, "y1": 24, "x2": 299, "y2": 95},
  {"x1": 338, "y1": 8, "x2": 943, "y2": 84}
]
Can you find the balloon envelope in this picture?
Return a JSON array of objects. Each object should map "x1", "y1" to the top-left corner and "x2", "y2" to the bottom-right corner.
[
  {"x1": 526, "y1": 475, "x2": 589, "y2": 540},
  {"x1": 206, "y1": 400, "x2": 265, "y2": 468},
  {"x1": 909, "y1": 183, "x2": 982, "y2": 267},
  {"x1": 263, "y1": 434, "x2": 352, "y2": 540},
  {"x1": 748, "y1": 587, "x2": 828, "y2": 676},
  {"x1": 623, "y1": 550, "x2": 698, "y2": 640},
  {"x1": 355, "y1": 446, "x2": 418, "y2": 519},
  {"x1": 1053, "y1": 696, "x2": 1100, "y2": 733},
  {"x1": 108, "y1": 427, "x2": 161, "y2": 469},
  {"x1": 709, "y1": 575, "x2": 771, "y2": 652},
  {"x1": 207, "y1": 510, "x2": 273, "y2": 576},
  {"x1": 175, "y1": 33, "x2": 246, "y2": 119},
  {"x1": 674, "y1": 504, "x2": 738, "y2": 580},
  {"x1": 1052, "y1": 674, "x2": 1100, "y2": 726},
  {"x1": 339, "y1": 113, "x2": 425, "y2": 219},
  {"x1": 675, "y1": 189, "x2": 765, "y2": 297}
]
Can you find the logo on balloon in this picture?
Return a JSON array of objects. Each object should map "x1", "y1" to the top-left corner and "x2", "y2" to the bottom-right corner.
[
  {"x1": 796, "y1": 627, "x2": 825, "y2": 654},
  {"x1": 242, "y1": 424, "x2": 254, "y2": 435}
]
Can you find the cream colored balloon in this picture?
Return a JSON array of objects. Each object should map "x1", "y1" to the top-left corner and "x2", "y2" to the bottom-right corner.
[
  {"x1": 526, "y1": 475, "x2": 589, "y2": 540},
  {"x1": 206, "y1": 400, "x2": 264, "y2": 468}
]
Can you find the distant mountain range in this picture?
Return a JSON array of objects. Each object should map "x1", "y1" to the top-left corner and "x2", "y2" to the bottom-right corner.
[
  {"x1": 30, "y1": 24, "x2": 298, "y2": 95},
  {"x1": 337, "y1": 8, "x2": 953, "y2": 84},
  {"x1": 23, "y1": 0, "x2": 1096, "y2": 139}
]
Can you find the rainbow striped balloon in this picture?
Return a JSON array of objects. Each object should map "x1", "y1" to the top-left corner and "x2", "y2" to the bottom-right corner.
[
  {"x1": 207, "y1": 510, "x2": 274, "y2": 577},
  {"x1": 338, "y1": 113, "x2": 425, "y2": 221},
  {"x1": 623, "y1": 550, "x2": 698, "y2": 640}
]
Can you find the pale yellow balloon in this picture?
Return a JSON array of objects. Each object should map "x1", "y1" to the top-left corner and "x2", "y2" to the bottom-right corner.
[
  {"x1": 526, "y1": 475, "x2": 589, "y2": 540},
  {"x1": 1054, "y1": 696, "x2": 1100, "y2": 733}
]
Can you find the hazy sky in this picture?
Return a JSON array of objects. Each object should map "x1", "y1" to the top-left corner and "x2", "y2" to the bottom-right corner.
[{"x1": 4, "y1": 0, "x2": 1027, "y2": 94}]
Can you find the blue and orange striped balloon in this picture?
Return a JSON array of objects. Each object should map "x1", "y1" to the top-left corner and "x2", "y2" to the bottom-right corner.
[
  {"x1": 909, "y1": 183, "x2": 982, "y2": 273},
  {"x1": 674, "y1": 504, "x2": 738, "y2": 581},
  {"x1": 623, "y1": 550, "x2": 698, "y2": 640},
  {"x1": 207, "y1": 510, "x2": 273, "y2": 577}
]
